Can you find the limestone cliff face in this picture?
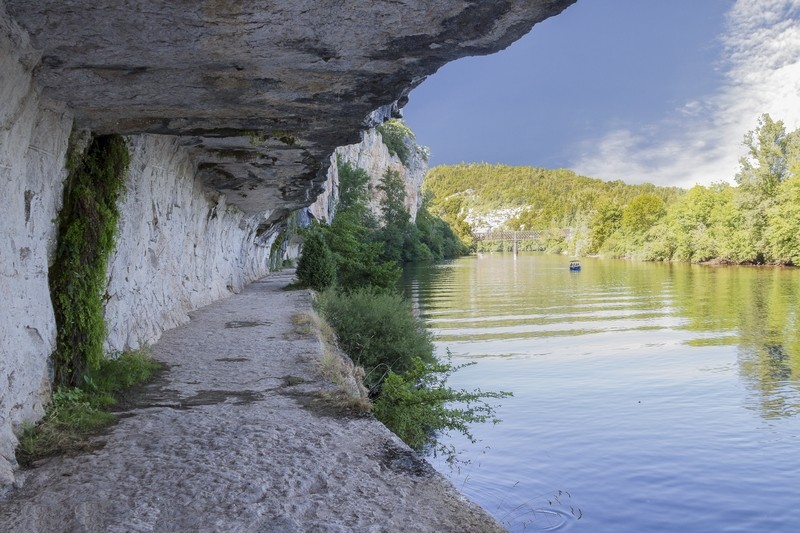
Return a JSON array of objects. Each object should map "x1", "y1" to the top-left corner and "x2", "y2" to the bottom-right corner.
[
  {"x1": 1, "y1": 11, "x2": 71, "y2": 485},
  {"x1": 309, "y1": 128, "x2": 428, "y2": 225},
  {"x1": 103, "y1": 136, "x2": 275, "y2": 352},
  {"x1": 0, "y1": 0, "x2": 577, "y2": 485},
  {"x1": 4, "y1": 0, "x2": 576, "y2": 219}
]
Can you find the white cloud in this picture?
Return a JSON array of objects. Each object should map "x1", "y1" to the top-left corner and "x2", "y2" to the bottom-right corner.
[{"x1": 572, "y1": 0, "x2": 800, "y2": 188}]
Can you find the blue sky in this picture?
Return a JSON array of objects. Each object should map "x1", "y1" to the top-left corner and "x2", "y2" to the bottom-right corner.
[{"x1": 402, "y1": 0, "x2": 800, "y2": 188}]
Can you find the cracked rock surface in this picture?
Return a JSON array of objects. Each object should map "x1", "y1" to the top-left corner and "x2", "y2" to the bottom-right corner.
[
  {"x1": 0, "y1": 271, "x2": 507, "y2": 532},
  {"x1": 5, "y1": 0, "x2": 576, "y2": 216}
]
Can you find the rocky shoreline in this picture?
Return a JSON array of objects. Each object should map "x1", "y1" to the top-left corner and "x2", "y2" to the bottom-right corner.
[{"x1": 0, "y1": 271, "x2": 506, "y2": 532}]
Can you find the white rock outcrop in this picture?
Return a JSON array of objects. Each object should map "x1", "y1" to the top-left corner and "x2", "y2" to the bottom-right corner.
[{"x1": 309, "y1": 128, "x2": 428, "y2": 224}]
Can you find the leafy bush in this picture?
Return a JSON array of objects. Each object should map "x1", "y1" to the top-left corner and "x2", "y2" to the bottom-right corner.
[
  {"x1": 373, "y1": 356, "x2": 511, "y2": 461},
  {"x1": 316, "y1": 288, "x2": 435, "y2": 390},
  {"x1": 296, "y1": 225, "x2": 337, "y2": 291},
  {"x1": 323, "y1": 209, "x2": 400, "y2": 291}
]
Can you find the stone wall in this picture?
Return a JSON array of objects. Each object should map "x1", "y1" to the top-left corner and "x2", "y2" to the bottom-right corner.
[
  {"x1": 103, "y1": 135, "x2": 276, "y2": 352},
  {"x1": 0, "y1": 11, "x2": 277, "y2": 484},
  {"x1": 0, "y1": 10, "x2": 72, "y2": 486}
]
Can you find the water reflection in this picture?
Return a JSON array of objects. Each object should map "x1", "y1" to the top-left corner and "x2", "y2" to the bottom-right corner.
[
  {"x1": 403, "y1": 253, "x2": 800, "y2": 532},
  {"x1": 403, "y1": 253, "x2": 800, "y2": 421}
]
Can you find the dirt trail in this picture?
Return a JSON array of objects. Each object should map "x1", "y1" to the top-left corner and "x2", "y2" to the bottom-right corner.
[{"x1": 0, "y1": 271, "x2": 506, "y2": 532}]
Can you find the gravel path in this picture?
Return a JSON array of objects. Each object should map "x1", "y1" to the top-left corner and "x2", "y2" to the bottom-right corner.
[{"x1": 0, "y1": 271, "x2": 506, "y2": 532}]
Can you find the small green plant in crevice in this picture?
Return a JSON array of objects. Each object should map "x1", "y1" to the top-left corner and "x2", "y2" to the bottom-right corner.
[
  {"x1": 376, "y1": 119, "x2": 413, "y2": 166},
  {"x1": 49, "y1": 133, "x2": 130, "y2": 387},
  {"x1": 16, "y1": 348, "x2": 161, "y2": 466}
]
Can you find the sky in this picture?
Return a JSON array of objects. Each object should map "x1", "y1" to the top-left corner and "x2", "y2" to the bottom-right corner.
[{"x1": 402, "y1": 0, "x2": 800, "y2": 188}]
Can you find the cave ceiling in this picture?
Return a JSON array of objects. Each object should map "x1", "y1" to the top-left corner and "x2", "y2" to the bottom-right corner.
[{"x1": 7, "y1": 0, "x2": 576, "y2": 217}]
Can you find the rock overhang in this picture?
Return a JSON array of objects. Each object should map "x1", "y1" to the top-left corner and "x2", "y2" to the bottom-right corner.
[{"x1": 6, "y1": 0, "x2": 577, "y2": 216}]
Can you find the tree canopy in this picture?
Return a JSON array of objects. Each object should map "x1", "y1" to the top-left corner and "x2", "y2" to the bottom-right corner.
[{"x1": 423, "y1": 114, "x2": 800, "y2": 265}]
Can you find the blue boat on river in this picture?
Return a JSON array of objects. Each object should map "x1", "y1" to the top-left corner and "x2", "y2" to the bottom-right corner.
[{"x1": 569, "y1": 259, "x2": 581, "y2": 271}]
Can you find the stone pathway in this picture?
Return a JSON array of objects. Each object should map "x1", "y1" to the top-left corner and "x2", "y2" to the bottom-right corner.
[{"x1": 0, "y1": 271, "x2": 506, "y2": 532}]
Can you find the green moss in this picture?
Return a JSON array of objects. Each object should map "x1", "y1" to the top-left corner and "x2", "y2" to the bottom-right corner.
[
  {"x1": 49, "y1": 134, "x2": 130, "y2": 387},
  {"x1": 247, "y1": 129, "x2": 298, "y2": 147}
]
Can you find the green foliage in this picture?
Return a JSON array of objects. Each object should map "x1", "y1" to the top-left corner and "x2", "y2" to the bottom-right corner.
[
  {"x1": 424, "y1": 163, "x2": 683, "y2": 256},
  {"x1": 269, "y1": 211, "x2": 303, "y2": 272},
  {"x1": 426, "y1": 115, "x2": 800, "y2": 265},
  {"x1": 316, "y1": 160, "x2": 402, "y2": 291},
  {"x1": 373, "y1": 356, "x2": 511, "y2": 460},
  {"x1": 587, "y1": 199, "x2": 622, "y2": 253},
  {"x1": 376, "y1": 167, "x2": 451, "y2": 263},
  {"x1": 325, "y1": 210, "x2": 399, "y2": 291},
  {"x1": 336, "y1": 157, "x2": 372, "y2": 214},
  {"x1": 376, "y1": 119, "x2": 414, "y2": 165},
  {"x1": 316, "y1": 288, "x2": 435, "y2": 390},
  {"x1": 377, "y1": 168, "x2": 412, "y2": 263},
  {"x1": 16, "y1": 348, "x2": 160, "y2": 465},
  {"x1": 621, "y1": 193, "x2": 666, "y2": 240},
  {"x1": 641, "y1": 115, "x2": 800, "y2": 265},
  {"x1": 311, "y1": 148, "x2": 505, "y2": 457},
  {"x1": 415, "y1": 193, "x2": 469, "y2": 259},
  {"x1": 296, "y1": 225, "x2": 337, "y2": 291},
  {"x1": 767, "y1": 174, "x2": 800, "y2": 264},
  {"x1": 735, "y1": 114, "x2": 800, "y2": 261},
  {"x1": 49, "y1": 134, "x2": 130, "y2": 387}
]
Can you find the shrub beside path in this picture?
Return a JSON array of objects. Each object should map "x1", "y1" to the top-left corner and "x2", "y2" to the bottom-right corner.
[{"x1": 0, "y1": 270, "x2": 506, "y2": 532}]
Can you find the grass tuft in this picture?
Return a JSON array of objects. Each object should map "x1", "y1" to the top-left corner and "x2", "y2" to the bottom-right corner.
[{"x1": 16, "y1": 347, "x2": 162, "y2": 466}]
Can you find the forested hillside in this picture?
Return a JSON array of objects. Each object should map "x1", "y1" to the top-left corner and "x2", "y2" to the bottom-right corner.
[
  {"x1": 424, "y1": 161, "x2": 684, "y2": 255},
  {"x1": 425, "y1": 114, "x2": 800, "y2": 265}
]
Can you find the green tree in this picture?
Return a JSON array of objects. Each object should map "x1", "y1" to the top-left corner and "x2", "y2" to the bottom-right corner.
[
  {"x1": 621, "y1": 193, "x2": 666, "y2": 235},
  {"x1": 377, "y1": 168, "x2": 413, "y2": 263},
  {"x1": 735, "y1": 114, "x2": 800, "y2": 261},
  {"x1": 296, "y1": 225, "x2": 336, "y2": 291},
  {"x1": 588, "y1": 199, "x2": 622, "y2": 253},
  {"x1": 767, "y1": 173, "x2": 800, "y2": 264},
  {"x1": 324, "y1": 160, "x2": 400, "y2": 290}
]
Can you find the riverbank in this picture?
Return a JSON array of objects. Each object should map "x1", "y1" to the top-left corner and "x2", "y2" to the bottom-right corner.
[{"x1": 0, "y1": 270, "x2": 505, "y2": 532}]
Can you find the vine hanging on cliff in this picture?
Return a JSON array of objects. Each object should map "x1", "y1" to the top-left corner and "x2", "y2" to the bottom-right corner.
[{"x1": 49, "y1": 134, "x2": 129, "y2": 387}]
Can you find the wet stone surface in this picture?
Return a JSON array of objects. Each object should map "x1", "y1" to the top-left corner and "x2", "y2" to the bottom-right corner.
[{"x1": 0, "y1": 271, "x2": 506, "y2": 532}]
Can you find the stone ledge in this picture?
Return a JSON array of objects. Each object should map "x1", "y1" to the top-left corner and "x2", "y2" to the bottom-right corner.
[{"x1": 5, "y1": 0, "x2": 576, "y2": 215}]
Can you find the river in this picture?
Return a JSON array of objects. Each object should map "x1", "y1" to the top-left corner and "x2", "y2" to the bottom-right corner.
[{"x1": 402, "y1": 253, "x2": 800, "y2": 532}]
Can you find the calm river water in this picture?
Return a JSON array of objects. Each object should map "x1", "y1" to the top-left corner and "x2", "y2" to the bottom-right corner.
[{"x1": 402, "y1": 253, "x2": 800, "y2": 532}]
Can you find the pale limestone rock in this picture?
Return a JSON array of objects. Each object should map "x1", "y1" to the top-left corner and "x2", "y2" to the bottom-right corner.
[
  {"x1": 103, "y1": 135, "x2": 276, "y2": 353},
  {"x1": 5, "y1": 0, "x2": 577, "y2": 216},
  {"x1": 309, "y1": 128, "x2": 428, "y2": 224},
  {"x1": 0, "y1": 9, "x2": 71, "y2": 485}
]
